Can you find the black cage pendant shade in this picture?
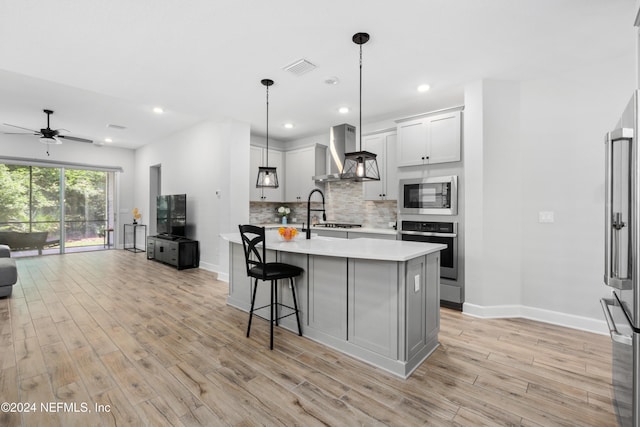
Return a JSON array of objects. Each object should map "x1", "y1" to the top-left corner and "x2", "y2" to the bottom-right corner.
[
  {"x1": 256, "y1": 78, "x2": 279, "y2": 188},
  {"x1": 341, "y1": 32, "x2": 381, "y2": 182}
]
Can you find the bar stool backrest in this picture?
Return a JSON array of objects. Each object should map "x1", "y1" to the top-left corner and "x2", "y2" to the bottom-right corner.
[{"x1": 238, "y1": 224, "x2": 267, "y2": 280}]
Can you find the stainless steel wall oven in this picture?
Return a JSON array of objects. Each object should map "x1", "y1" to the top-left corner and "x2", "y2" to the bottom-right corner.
[{"x1": 400, "y1": 221, "x2": 458, "y2": 280}]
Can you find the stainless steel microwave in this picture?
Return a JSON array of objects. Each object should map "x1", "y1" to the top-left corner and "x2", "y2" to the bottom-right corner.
[{"x1": 399, "y1": 176, "x2": 458, "y2": 215}]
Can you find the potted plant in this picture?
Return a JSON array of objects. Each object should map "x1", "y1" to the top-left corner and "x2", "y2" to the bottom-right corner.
[{"x1": 277, "y1": 206, "x2": 291, "y2": 225}]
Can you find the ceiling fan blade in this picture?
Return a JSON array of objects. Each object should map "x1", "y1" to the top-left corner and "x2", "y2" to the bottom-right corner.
[
  {"x1": 3, "y1": 132, "x2": 39, "y2": 135},
  {"x1": 58, "y1": 135, "x2": 93, "y2": 144},
  {"x1": 2, "y1": 123, "x2": 40, "y2": 133}
]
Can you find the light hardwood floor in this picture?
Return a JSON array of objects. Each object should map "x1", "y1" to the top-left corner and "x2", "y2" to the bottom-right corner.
[{"x1": 0, "y1": 250, "x2": 617, "y2": 426}]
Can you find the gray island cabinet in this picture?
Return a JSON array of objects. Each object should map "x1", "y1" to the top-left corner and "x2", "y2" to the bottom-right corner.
[{"x1": 221, "y1": 232, "x2": 445, "y2": 378}]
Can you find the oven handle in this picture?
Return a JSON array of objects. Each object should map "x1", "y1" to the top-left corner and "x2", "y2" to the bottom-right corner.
[
  {"x1": 399, "y1": 230, "x2": 457, "y2": 238},
  {"x1": 600, "y1": 298, "x2": 633, "y2": 346}
]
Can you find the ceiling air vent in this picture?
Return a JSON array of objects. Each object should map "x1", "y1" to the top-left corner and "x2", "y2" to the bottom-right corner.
[
  {"x1": 283, "y1": 59, "x2": 317, "y2": 76},
  {"x1": 107, "y1": 124, "x2": 127, "y2": 130}
]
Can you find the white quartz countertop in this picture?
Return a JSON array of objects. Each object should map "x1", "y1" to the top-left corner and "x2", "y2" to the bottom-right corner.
[
  {"x1": 257, "y1": 223, "x2": 398, "y2": 236},
  {"x1": 221, "y1": 232, "x2": 444, "y2": 262}
]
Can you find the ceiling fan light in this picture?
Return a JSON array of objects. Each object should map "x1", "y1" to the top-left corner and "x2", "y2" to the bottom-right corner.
[{"x1": 40, "y1": 136, "x2": 61, "y2": 145}]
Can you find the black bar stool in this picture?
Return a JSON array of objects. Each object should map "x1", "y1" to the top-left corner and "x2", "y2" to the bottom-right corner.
[{"x1": 238, "y1": 225, "x2": 303, "y2": 350}]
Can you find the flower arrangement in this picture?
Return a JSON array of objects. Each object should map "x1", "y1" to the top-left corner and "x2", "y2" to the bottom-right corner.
[
  {"x1": 278, "y1": 226, "x2": 298, "y2": 241},
  {"x1": 132, "y1": 208, "x2": 141, "y2": 224},
  {"x1": 277, "y1": 206, "x2": 291, "y2": 217}
]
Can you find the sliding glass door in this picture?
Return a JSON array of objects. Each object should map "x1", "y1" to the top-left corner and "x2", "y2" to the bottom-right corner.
[
  {"x1": 64, "y1": 168, "x2": 109, "y2": 251},
  {"x1": 0, "y1": 163, "x2": 115, "y2": 256}
]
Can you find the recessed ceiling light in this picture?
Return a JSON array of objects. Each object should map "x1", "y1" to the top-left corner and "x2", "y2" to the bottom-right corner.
[
  {"x1": 417, "y1": 84, "x2": 431, "y2": 93},
  {"x1": 338, "y1": 107, "x2": 349, "y2": 114},
  {"x1": 105, "y1": 138, "x2": 113, "y2": 143},
  {"x1": 283, "y1": 123, "x2": 294, "y2": 129},
  {"x1": 325, "y1": 76, "x2": 340, "y2": 85},
  {"x1": 153, "y1": 107, "x2": 164, "y2": 114}
]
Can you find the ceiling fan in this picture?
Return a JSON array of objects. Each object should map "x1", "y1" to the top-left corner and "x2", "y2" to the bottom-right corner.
[{"x1": 2, "y1": 109, "x2": 93, "y2": 145}]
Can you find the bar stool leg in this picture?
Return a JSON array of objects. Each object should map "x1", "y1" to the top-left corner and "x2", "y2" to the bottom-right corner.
[
  {"x1": 247, "y1": 278, "x2": 258, "y2": 338},
  {"x1": 275, "y1": 279, "x2": 279, "y2": 326},
  {"x1": 290, "y1": 278, "x2": 302, "y2": 336},
  {"x1": 270, "y1": 280, "x2": 274, "y2": 350}
]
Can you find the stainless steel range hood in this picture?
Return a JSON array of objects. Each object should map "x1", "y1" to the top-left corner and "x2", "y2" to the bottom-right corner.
[{"x1": 313, "y1": 123, "x2": 356, "y2": 182}]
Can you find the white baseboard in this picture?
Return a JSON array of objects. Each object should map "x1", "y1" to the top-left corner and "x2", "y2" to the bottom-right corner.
[
  {"x1": 462, "y1": 302, "x2": 609, "y2": 336},
  {"x1": 197, "y1": 262, "x2": 229, "y2": 282}
]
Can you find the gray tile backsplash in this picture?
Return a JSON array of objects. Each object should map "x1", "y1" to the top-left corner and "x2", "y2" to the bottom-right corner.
[{"x1": 249, "y1": 180, "x2": 397, "y2": 229}]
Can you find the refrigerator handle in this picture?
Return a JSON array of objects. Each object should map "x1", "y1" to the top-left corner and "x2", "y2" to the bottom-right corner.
[
  {"x1": 604, "y1": 128, "x2": 634, "y2": 289},
  {"x1": 600, "y1": 298, "x2": 633, "y2": 345}
]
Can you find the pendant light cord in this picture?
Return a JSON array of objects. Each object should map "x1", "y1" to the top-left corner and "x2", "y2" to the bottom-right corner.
[
  {"x1": 266, "y1": 84, "x2": 269, "y2": 167},
  {"x1": 359, "y1": 42, "x2": 363, "y2": 151}
]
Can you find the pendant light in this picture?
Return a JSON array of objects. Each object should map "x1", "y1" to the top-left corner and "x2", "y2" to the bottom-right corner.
[
  {"x1": 341, "y1": 32, "x2": 381, "y2": 182},
  {"x1": 256, "y1": 78, "x2": 279, "y2": 188}
]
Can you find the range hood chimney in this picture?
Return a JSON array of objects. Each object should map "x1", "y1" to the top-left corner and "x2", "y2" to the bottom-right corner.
[{"x1": 313, "y1": 123, "x2": 356, "y2": 182}]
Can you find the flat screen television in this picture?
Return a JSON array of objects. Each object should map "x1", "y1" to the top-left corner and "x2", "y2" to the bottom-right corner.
[{"x1": 157, "y1": 194, "x2": 187, "y2": 237}]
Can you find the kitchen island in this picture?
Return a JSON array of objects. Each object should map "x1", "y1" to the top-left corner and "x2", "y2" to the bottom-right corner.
[{"x1": 221, "y1": 231, "x2": 445, "y2": 378}]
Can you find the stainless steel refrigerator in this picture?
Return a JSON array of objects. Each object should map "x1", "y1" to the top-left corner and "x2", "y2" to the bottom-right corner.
[{"x1": 603, "y1": 90, "x2": 640, "y2": 427}]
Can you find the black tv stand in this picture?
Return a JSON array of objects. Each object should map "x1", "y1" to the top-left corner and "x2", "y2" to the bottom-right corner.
[
  {"x1": 147, "y1": 235, "x2": 199, "y2": 270},
  {"x1": 155, "y1": 233, "x2": 183, "y2": 241}
]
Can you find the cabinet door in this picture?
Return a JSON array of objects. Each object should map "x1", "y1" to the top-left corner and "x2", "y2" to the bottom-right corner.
[
  {"x1": 396, "y1": 110, "x2": 461, "y2": 167},
  {"x1": 363, "y1": 134, "x2": 385, "y2": 200},
  {"x1": 427, "y1": 111, "x2": 461, "y2": 164},
  {"x1": 147, "y1": 238, "x2": 156, "y2": 259},
  {"x1": 262, "y1": 149, "x2": 283, "y2": 202},
  {"x1": 363, "y1": 132, "x2": 398, "y2": 201},
  {"x1": 348, "y1": 259, "x2": 398, "y2": 358},
  {"x1": 307, "y1": 255, "x2": 347, "y2": 340},
  {"x1": 285, "y1": 147, "x2": 323, "y2": 203},
  {"x1": 384, "y1": 133, "x2": 398, "y2": 200},
  {"x1": 285, "y1": 149, "x2": 304, "y2": 202},
  {"x1": 397, "y1": 120, "x2": 428, "y2": 167}
]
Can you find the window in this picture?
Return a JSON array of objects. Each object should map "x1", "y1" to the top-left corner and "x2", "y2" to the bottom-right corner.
[{"x1": 0, "y1": 164, "x2": 115, "y2": 256}]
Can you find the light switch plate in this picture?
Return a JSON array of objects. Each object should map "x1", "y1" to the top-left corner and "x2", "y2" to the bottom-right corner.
[
  {"x1": 414, "y1": 275, "x2": 420, "y2": 292},
  {"x1": 539, "y1": 211, "x2": 554, "y2": 223}
]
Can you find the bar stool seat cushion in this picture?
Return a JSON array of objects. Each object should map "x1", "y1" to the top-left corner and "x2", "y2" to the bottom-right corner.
[{"x1": 248, "y1": 263, "x2": 304, "y2": 281}]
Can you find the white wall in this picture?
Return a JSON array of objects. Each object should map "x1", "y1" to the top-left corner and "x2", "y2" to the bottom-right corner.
[
  {"x1": 464, "y1": 80, "x2": 523, "y2": 308},
  {"x1": 464, "y1": 51, "x2": 636, "y2": 333},
  {"x1": 0, "y1": 134, "x2": 135, "y2": 245},
  {"x1": 133, "y1": 118, "x2": 250, "y2": 276},
  {"x1": 519, "y1": 53, "x2": 635, "y2": 322}
]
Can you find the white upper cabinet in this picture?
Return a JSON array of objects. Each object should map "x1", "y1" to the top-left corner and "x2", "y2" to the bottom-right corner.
[
  {"x1": 396, "y1": 108, "x2": 462, "y2": 167},
  {"x1": 362, "y1": 130, "x2": 398, "y2": 201},
  {"x1": 284, "y1": 144, "x2": 327, "y2": 203},
  {"x1": 250, "y1": 146, "x2": 284, "y2": 202}
]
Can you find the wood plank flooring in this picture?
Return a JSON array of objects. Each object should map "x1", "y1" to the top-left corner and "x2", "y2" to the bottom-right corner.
[{"x1": 0, "y1": 250, "x2": 617, "y2": 426}]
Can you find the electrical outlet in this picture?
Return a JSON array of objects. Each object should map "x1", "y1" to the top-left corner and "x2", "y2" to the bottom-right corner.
[{"x1": 414, "y1": 275, "x2": 420, "y2": 292}]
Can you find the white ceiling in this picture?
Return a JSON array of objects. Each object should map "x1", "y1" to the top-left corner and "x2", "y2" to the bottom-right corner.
[{"x1": 0, "y1": 0, "x2": 635, "y2": 149}]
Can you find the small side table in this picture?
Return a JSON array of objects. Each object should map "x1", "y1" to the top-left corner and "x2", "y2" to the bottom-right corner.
[
  {"x1": 124, "y1": 223, "x2": 146, "y2": 253},
  {"x1": 103, "y1": 228, "x2": 114, "y2": 248}
]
